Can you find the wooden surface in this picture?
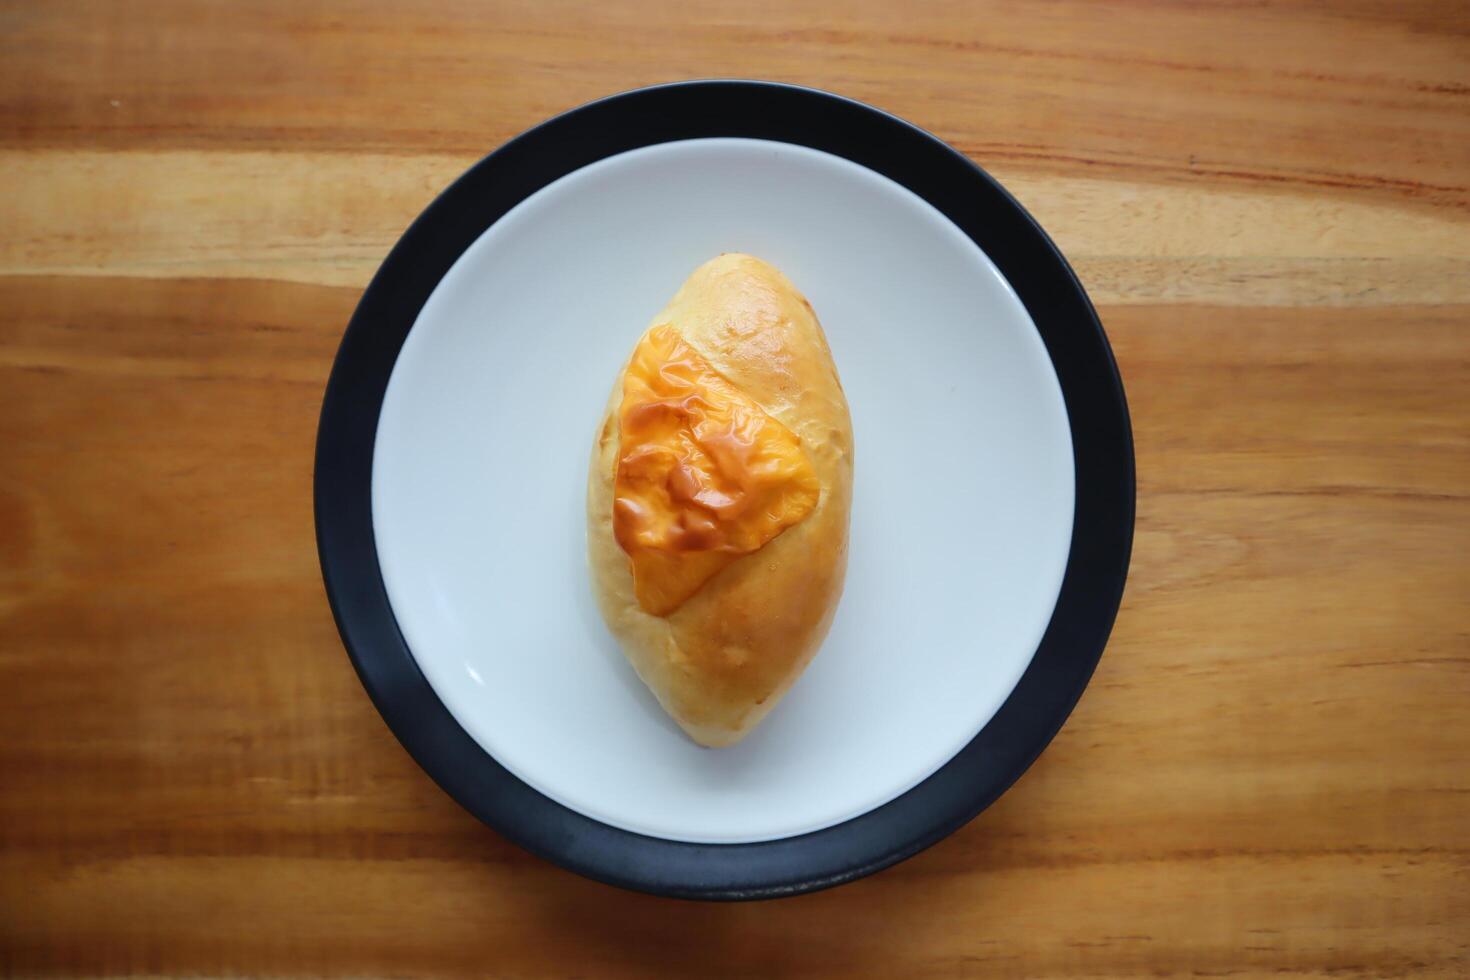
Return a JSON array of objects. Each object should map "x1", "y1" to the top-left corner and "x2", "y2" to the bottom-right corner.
[{"x1": 2, "y1": 1, "x2": 1467, "y2": 976}]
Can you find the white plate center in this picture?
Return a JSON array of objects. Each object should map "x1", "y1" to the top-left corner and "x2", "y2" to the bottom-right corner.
[{"x1": 372, "y1": 138, "x2": 1074, "y2": 843}]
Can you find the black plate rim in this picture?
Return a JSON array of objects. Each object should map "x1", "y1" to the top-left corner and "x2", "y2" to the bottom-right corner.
[{"x1": 313, "y1": 79, "x2": 1134, "y2": 901}]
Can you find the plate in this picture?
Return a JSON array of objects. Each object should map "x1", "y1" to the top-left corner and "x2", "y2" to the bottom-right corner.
[{"x1": 315, "y1": 80, "x2": 1133, "y2": 899}]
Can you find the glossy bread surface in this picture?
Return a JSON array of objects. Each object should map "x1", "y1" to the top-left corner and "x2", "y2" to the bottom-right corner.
[{"x1": 588, "y1": 254, "x2": 854, "y2": 747}]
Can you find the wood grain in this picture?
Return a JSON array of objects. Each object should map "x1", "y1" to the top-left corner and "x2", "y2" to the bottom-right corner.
[{"x1": 1, "y1": 1, "x2": 1467, "y2": 976}]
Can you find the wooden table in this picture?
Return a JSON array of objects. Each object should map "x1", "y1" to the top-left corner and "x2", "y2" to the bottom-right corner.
[{"x1": 3, "y1": 2, "x2": 1466, "y2": 976}]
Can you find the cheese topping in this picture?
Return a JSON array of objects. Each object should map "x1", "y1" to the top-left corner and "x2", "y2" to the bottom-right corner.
[{"x1": 612, "y1": 324, "x2": 820, "y2": 615}]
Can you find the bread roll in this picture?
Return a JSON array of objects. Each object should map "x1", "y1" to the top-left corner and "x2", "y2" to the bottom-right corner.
[{"x1": 587, "y1": 254, "x2": 853, "y2": 747}]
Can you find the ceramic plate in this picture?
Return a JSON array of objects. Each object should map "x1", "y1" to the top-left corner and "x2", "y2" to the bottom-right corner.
[{"x1": 315, "y1": 80, "x2": 1133, "y2": 899}]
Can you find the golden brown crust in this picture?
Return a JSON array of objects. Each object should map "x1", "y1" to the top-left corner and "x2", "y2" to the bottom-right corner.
[{"x1": 587, "y1": 253, "x2": 853, "y2": 747}]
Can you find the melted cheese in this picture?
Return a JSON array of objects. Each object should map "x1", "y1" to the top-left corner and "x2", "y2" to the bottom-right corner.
[{"x1": 612, "y1": 324, "x2": 820, "y2": 616}]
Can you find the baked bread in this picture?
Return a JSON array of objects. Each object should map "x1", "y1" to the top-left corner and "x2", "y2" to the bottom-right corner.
[{"x1": 587, "y1": 254, "x2": 853, "y2": 747}]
